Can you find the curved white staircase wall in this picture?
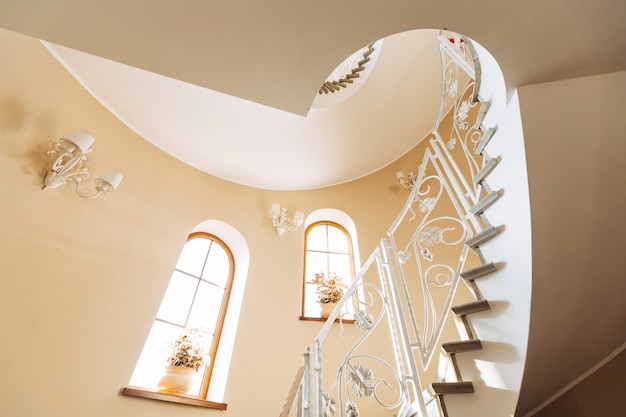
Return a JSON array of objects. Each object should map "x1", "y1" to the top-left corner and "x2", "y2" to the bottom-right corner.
[{"x1": 443, "y1": 38, "x2": 533, "y2": 416}]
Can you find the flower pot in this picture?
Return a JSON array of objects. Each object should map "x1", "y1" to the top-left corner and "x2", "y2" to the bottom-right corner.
[
  {"x1": 320, "y1": 301, "x2": 338, "y2": 318},
  {"x1": 156, "y1": 365, "x2": 196, "y2": 395}
]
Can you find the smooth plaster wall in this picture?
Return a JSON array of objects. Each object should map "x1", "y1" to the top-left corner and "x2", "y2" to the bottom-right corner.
[
  {"x1": 531, "y1": 349, "x2": 626, "y2": 417},
  {"x1": 0, "y1": 28, "x2": 427, "y2": 417},
  {"x1": 516, "y1": 70, "x2": 626, "y2": 417}
]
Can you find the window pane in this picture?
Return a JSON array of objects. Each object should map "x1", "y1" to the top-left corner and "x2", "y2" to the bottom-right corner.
[
  {"x1": 129, "y1": 320, "x2": 181, "y2": 389},
  {"x1": 187, "y1": 281, "x2": 225, "y2": 331},
  {"x1": 156, "y1": 271, "x2": 198, "y2": 325},
  {"x1": 202, "y1": 243, "x2": 230, "y2": 287},
  {"x1": 327, "y1": 225, "x2": 349, "y2": 254},
  {"x1": 176, "y1": 238, "x2": 210, "y2": 277},
  {"x1": 304, "y1": 282, "x2": 321, "y2": 317},
  {"x1": 305, "y1": 251, "x2": 327, "y2": 283},
  {"x1": 306, "y1": 225, "x2": 328, "y2": 251},
  {"x1": 328, "y1": 253, "x2": 352, "y2": 281},
  {"x1": 187, "y1": 332, "x2": 214, "y2": 396}
]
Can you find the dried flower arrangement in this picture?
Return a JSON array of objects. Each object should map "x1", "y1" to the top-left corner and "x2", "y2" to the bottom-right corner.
[
  {"x1": 165, "y1": 328, "x2": 209, "y2": 372},
  {"x1": 313, "y1": 272, "x2": 347, "y2": 304}
]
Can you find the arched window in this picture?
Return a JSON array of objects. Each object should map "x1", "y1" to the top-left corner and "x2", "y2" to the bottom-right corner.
[
  {"x1": 302, "y1": 221, "x2": 356, "y2": 319},
  {"x1": 128, "y1": 232, "x2": 234, "y2": 400}
]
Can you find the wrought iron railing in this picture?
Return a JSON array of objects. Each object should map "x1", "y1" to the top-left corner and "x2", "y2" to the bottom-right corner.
[{"x1": 285, "y1": 31, "x2": 496, "y2": 417}]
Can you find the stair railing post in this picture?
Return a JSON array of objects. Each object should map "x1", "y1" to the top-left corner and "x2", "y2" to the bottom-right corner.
[{"x1": 302, "y1": 346, "x2": 312, "y2": 417}]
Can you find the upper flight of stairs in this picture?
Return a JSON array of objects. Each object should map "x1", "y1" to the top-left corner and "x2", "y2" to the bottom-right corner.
[{"x1": 425, "y1": 55, "x2": 504, "y2": 409}]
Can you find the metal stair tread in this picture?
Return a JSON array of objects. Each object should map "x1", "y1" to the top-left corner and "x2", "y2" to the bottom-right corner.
[
  {"x1": 469, "y1": 190, "x2": 501, "y2": 215},
  {"x1": 460, "y1": 262, "x2": 499, "y2": 281},
  {"x1": 431, "y1": 381, "x2": 475, "y2": 395},
  {"x1": 451, "y1": 299, "x2": 491, "y2": 315},
  {"x1": 464, "y1": 226, "x2": 499, "y2": 248},
  {"x1": 442, "y1": 339, "x2": 483, "y2": 353}
]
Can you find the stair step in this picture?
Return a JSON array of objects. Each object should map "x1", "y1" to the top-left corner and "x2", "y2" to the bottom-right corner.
[
  {"x1": 474, "y1": 126, "x2": 497, "y2": 155},
  {"x1": 442, "y1": 339, "x2": 483, "y2": 353},
  {"x1": 452, "y1": 299, "x2": 491, "y2": 316},
  {"x1": 362, "y1": 45, "x2": 375, "y2": 58},
  {"x1": 470, "y1": 190, "x2": 501, "y2": 215},
  {"x1": 461, "y1": 262, "x2": 499, "y2": 281},
  {"x1": 464, "y1": 226, "x2": 499, "y2": 248},
  {"x1": 473, "y1": 99, "x2": 492, "y2": 129},
  {"x1": 431, "y1": 381, "x2": 474, "y2": 395},
  {"x1": 473, "y1": 156, "x2": 499, "y2": 184}
]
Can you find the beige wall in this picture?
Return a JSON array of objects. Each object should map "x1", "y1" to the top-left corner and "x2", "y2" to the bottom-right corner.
[
  {"x1": 515, "y1": 70, "x2": 626, "y2": 416},
  {"x1": 531, "y1": 350, "x2": 626, "y2": 417},
  {"x1": 0, "y1": 28, "x2": 428, "y2": 417}
]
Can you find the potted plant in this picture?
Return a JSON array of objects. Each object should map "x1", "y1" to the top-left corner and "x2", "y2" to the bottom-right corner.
[
  {"x1": 313, "y1": 272, "x2": 347, "y2": 318},
  {"x1": 156, "y1": 328, "x2": 209, "y2": 395}
]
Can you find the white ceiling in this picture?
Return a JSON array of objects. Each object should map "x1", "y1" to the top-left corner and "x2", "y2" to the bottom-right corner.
[
  {"x1": 1, "y1": 1, "x2": 622, "y2": 190},
  {"x1": 43, "y1": 30, "x2": 442, "y2": 191}
]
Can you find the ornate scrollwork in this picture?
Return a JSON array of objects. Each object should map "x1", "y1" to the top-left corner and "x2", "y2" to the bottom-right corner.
[{"x1": 306, "y1": 31, "x2": 491, "y2": 417}]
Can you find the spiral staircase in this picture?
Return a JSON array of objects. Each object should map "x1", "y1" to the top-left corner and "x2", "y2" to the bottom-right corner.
[{"x1": 279, "y1": 32, "x2": 517, "y2": 417}]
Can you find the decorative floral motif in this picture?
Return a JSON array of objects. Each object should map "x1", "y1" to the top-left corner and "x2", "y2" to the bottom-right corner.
[
  {"x1": 446, "y1": 81, "x2": 458, "y2": 98},
  {"x1": 354, "y1": 310, "x2": 375, "y2": 331},
  {"x1": 397, "y1": 250, "x2": 410, "y2": 264},
  {"x1": 322, "y1": 393, "x2": 336, "y2": 417},
  {"x1": 419, "y1": 226, "x2": 443, "y2": 246},
  {"x1": 446, "y1": 138, "x2": 457, "y2": 150},
  {"x1": 456, "y1": 100, "x2": 471, "y2": 123},
  {"x1": 459, "y1": 121, "x2": 469, "y2": 130},
  {"x1": 420, "y1": 248, "x2": 433, "y2": 261},
  {"x1": 348, "y1": 364, "x2": 375, "y2": 398},
  {"x1": 345, "y1": 401, "x2": 360, "y2": 417},
  {"x1": 419, "y1": 197, "x2": 437, "y2": 213}
]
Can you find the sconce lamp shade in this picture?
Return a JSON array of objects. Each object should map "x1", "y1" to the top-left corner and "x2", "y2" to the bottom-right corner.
[
  {"x1": 269, "y1": 203, "x2": 281, "y2": 218},
  {"x1": 294, "y1": 211, "x2": 304, "y2": 226},
  {"x1": 97, "y1": 169, "x2": 124, "y2": 191},
  {"x1": 64, "y1": 130, "x2": 95, "y2": 154}
]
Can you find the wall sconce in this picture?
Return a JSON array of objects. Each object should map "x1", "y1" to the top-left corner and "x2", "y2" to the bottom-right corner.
[
  {"x1": 396, "y1": 171, "x2": 417, "y2": 189},
  {"x1": 269, "y1": 203, "x2": 303, "y2": 236},
  {"x1": 42, "y1": 130, "x2": 123, "y2": 199}
]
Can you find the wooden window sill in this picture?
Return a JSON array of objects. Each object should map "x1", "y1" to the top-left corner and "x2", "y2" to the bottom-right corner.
[
  {"x1": 299, "y1": 316, "x2": 355, "y2": 323},
  {"x1": 122, "y1": 386, "x2": 227, "y2": 410}
]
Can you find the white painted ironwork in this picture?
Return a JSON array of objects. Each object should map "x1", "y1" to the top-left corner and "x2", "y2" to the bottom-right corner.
[{"x1": 285, "y1": 31, "x2": 501, "y2": 417}]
